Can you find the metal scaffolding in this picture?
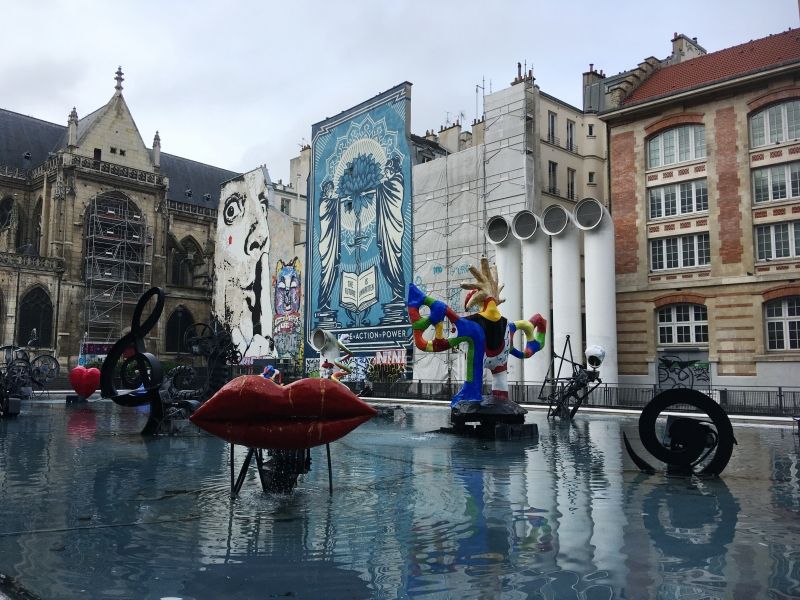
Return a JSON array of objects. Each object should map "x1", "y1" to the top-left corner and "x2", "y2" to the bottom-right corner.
[{"x1": 83, "y1": 191, "x2": 153, "y2": 343}]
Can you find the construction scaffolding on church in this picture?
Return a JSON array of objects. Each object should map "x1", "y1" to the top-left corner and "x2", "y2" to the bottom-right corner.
[{"x1": 82, "y1": 191, "x2": 153, "y2": 347}]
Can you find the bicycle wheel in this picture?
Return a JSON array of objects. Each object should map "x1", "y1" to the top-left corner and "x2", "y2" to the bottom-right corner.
[{"x1": 31, "y1": 355, "x2": 60, "y2": 386}]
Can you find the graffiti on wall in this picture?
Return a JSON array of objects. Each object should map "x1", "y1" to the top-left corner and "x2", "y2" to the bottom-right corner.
[
  {"x1": 306, "y1": 83, "x2": 413, "y2": 358},
  {"x1": 658, "y1": 354, "x2": 711, "y2": 389},
  {"x1": 273, "y1": 257, "x2": 302, "y2": 358},
  {"x1": 213, "y1": 167, "x2": 274, "y2": 360}
]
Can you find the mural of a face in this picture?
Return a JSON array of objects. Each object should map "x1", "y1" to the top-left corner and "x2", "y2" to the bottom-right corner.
[
  {"x1": 274, "y1": 258, "x2": 301, "y2": 316},
  {"x1": 213, "y1": 167, "x2": 273, "y2": 358}
]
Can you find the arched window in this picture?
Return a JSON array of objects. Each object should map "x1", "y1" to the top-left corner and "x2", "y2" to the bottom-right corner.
[
  {"x1": 165, "y1": 306, "x2": 194, "y2": 352},
  {"x1": 750, "y1": 100, "x2": 800, "y2": 148},
  {"x1": 764, "y1": 296, "x2": 800, "y2": 351},
  {"x1": 646, "y1": 125, "x2": 706, "y2": 169},
  {"x1": 17, "y1": 287, "x2": 53, "y2": 347},
  {"x1": 657, "y1": 303, "x2": 708, "y2": 345}
]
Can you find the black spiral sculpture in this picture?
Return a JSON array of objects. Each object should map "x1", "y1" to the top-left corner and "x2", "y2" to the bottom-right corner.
[
  {"x1": 100, "y1": 287, "x2": 166, "y2": 435},
  {"x1": 623, "y1": 388, "x2": 737, "y2": 476}
]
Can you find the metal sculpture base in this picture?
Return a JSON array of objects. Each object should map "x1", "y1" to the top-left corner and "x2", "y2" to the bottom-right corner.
[
  {"x1": 229, "y1": 444, "x2": 322, "y2": 497},
  {"x1": 441, "y1": 398, "x2": 537, "y2": 440},
  {"x1": 0, "y1": 396, "x2": 20, "y2": 418}
]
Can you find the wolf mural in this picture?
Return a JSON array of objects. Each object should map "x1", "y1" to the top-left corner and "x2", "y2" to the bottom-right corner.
[{"x1": 273, "y1": 257, "x2": 302, "y2": 358}]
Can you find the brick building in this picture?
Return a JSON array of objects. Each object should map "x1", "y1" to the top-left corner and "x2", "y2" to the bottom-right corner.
[{"x1": 597, "y1": 29, "x2": 800, "y2": 387}]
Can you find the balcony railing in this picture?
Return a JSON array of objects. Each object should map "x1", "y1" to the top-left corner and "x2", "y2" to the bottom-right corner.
[
  {"x1": 167, "y1": 200, "x2": 217, "y2": 218},
  {"x1": 0, "y1": 251, "x2": 64, "y2": 272},
  {"x1": 71, "y1": 155, "x2": 165, "y2": 186},
  {"x1": 343, "y1": 380, "x2": 800, "y2": 418},
  {"x1": 0, "y1": 165, "x2": 29, "y2": 180}
]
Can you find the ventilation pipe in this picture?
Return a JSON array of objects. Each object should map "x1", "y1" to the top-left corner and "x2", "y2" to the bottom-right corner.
[
  {"x1": 486, "y1": 214, "x2": 523, "y2": 383},
  {"x1": 511, "y1": 210, "x2": 551, "y2": 384},
  {"x1": 574, "y1": 198, "x2": 618, "y2": 384},
  {"x1": 540, "y1": 204, "x2": 583, "y2": 366}
]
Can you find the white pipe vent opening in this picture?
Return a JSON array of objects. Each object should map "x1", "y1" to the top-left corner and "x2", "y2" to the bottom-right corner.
[
  {"x1": 540, "y1": 204, "x2": 571, "y2": 236},
  {"x1": 574, "y1": 197, "x2": 605, "y2": 231},
  {"x1": 511, "y1": 210, "x2": 539, "y2": 241},
  {"x1": 486, "y1": 215, "x2": 512, "y2": 245}
]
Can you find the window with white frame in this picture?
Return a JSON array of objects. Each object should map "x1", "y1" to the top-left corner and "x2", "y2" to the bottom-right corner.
[
  {"x1": 750, "y1": 100, "x2": 800, "y2": 148},
  {"x1": 567, "y1": 168, "x2": 576, "y2": 200},
  {"x1": 649, "y1": 179, "x2": 708, "y2": 219},
  {"x1": 547, "y1": 161, "x2": 558, "y2": 194},
  {"x1": 752, "y1": 160, "x2": 800, "y2": 203},
  {"x1": 547, "y1": 112, "x2": 557, "y2": 144},
  {"x1": 651, "y1": 233, "x2": 710, "y2": 270},
  {"x1": 566, "y1": 120, "x2": 575, "y2": 151},
  {"x1": 764, "y1": 296, "x2": 800, "y2": 350},
  {"x1": 657, "y1": 304, "x2": 709, "y2": 345},
  {"x1": 647, "y1": 125, "x2": 706, "y2": 169},
  {"x1": 754, "y1": 220, "x2": 800, "y2": 260}
]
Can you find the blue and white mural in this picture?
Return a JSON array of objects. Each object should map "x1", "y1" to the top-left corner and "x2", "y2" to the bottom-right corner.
[{"x1": 306, "y1": 83, "x2": 413, "y2": 366}]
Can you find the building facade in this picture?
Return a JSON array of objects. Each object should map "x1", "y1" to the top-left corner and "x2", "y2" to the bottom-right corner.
[
  {"x1": 599, "y1": 29, "x2": 800, "y2": 387},
  {"x1": 412, "y1": 65, "x2": 610, "y2": 385},
  {"x1": 0, "y1": 68, "x2": 306, "y2": 370}
]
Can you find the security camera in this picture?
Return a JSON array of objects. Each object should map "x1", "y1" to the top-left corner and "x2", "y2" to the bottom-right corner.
[{"x1": 585, "y1": 345, "x2": 606, "y2": 369}]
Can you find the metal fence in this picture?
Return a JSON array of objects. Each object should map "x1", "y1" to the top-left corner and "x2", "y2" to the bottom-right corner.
[{"x1": 346, "y1": 379, "x2": 800, "y2": 418}]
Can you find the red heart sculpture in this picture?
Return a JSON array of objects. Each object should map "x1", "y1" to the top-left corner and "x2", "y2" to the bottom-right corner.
[
  {"x1": 190, "y1": 376, "x2": 377, "y2": 449},
  {"x1": 69, "y1": 366, "x2": 101, "y2": 399}
]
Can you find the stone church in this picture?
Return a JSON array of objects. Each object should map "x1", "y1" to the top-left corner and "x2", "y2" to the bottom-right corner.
[{"x1": 0, "y1": 68, "x2": 239, "y2": 369}]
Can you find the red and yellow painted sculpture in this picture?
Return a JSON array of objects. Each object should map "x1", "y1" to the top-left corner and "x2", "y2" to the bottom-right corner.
[
  {"x1": 190, "y1": 375, "x2": 376, "y2": 449},
  {"x1": 408, "y1": 257, "x2": 547, "y2": 406}
]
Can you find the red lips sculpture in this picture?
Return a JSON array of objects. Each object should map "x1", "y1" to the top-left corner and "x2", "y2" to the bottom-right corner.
[{"x1": 189, "y1": 376, "x2": 377, "y2": 449}]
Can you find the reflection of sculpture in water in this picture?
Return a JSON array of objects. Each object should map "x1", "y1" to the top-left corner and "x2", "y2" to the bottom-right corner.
[
  {"x1": 641, "y1": 476, "x2": 739, "y2": 596},
  {"x1": 407, "y1": 257, "x2": 546, "y2": 406}
]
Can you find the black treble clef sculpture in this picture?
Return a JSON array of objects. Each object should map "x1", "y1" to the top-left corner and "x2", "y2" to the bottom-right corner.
[{"x1": 100, "y1": 287, "x2": 166, "y2": 435}]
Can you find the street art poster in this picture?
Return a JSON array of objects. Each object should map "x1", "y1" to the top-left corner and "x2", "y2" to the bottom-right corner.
[
  {"x1": 305, "y1": 83, "x2": 413, "y2": 367},
  {"x1": 273, "y1": 257, "x2": 302, "y2": 358},
  {"x1": 213, "y1": 166, "x2": 274, "y2": 360}
]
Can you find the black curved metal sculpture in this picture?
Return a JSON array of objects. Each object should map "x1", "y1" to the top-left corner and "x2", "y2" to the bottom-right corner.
[
  {"x1": 100, "y1": 288, "x2": 240, "y2": 436},
  {"x1": 100, "y1": 287, "x2": 166, "y2": 435},
  {"x1": 624, "y1": 388, "x2": 737, "y2": 476}
]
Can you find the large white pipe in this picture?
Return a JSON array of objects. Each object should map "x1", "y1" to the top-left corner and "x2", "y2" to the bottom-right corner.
[
  {"x1": 540, "y1": 204, "x2": 583, "y2": 368},
  {"x1": 486, "y1": 215, "x2": 523, "y2": 383},
  {"x1": 574, "y1": 198, "x2": 618, "y2": 384},
  {"x1": 511, "y1": 210, "x2": 551, "y2": 385}
]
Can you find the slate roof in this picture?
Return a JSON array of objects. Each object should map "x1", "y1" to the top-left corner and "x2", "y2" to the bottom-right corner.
[
  {"x1": 0, "y1": 108, "x2": 240, "y2": 208},
  {"x1": 0, "y1": 109, "x2": 64, "y2": 171},
  {"x1": 158, "y1": 151, "x2": 239, "y2": 207},
  {"x1": 624, "y1": 28, "x2": 800, "y2": 105}
]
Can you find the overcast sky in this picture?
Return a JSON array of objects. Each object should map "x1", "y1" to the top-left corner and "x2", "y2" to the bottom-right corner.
[{"x1": 3, "y1": 1, "x2": 797, "y2": 183}]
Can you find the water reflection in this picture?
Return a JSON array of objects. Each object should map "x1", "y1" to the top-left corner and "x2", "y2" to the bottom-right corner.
[
  {"x1": 637, "y1": 476, "x2": 739, "y2": 598},
  {"x1": 0, "y1": 402, "x2": 799, "y2": 598}
]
